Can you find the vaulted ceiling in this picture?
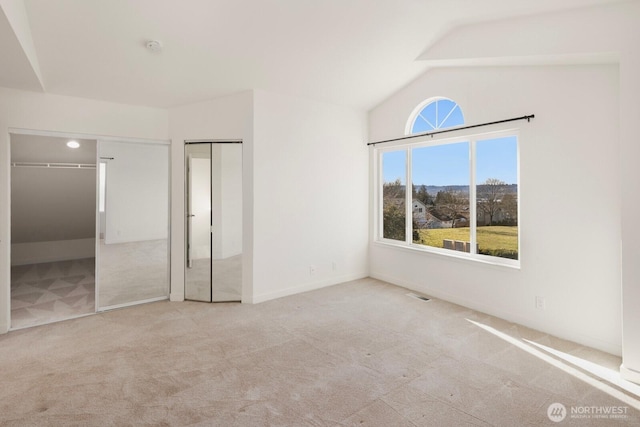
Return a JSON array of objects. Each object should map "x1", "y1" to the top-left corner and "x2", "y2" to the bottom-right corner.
[{"x1": 0, "y1": 0, "x2": 628, "y2": 110}]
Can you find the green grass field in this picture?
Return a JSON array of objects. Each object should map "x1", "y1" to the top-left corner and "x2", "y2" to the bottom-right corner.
[{"x1": 414, "y1": 226, "x2": 518, "y2": 256}]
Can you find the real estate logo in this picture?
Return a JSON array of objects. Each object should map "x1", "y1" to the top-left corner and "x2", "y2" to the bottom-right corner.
[
  {"x1": 547, "y1": 402, "x2": 567, "y2": 422},
  {"x1": 546, "y1": 403, "x2": 630, "y2": 422}
]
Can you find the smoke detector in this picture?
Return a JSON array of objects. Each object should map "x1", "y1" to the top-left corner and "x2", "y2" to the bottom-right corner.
[{"x1": 145, "y1": 40, "x2": 163, "y2": 52}]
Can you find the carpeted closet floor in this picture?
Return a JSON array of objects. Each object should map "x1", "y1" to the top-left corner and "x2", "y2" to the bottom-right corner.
[{"x1": 10, "y1": 258, "x2": 95, "y2": 329}]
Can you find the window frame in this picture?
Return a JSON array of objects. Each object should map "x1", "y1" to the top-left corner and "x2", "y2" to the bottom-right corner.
[
  {"x1": 375, "y1": 128, "x2": 520, "y2": 268},
  {"x1": 406, "y1": 96, "x2": 465, "y2": 135}
]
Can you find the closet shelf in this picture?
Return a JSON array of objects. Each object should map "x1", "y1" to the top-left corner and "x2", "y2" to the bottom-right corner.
[{"x1": 11, "y1": 162, "x2": 96, "y2": 169}]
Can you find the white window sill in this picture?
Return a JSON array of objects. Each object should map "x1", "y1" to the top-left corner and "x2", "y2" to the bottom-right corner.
[{"x1": 372, "y1": 239, "x2": 521, "y2": 270}]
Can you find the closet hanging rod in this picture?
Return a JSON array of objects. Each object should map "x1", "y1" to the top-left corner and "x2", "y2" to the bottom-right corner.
[{"x1": 10, "y1": 162, "x2": 96, "y2": 169}]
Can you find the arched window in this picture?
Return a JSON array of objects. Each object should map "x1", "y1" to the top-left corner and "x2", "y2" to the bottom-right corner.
[{"x1": 406, "y1": 97, "x2": 464, "y2": 135}]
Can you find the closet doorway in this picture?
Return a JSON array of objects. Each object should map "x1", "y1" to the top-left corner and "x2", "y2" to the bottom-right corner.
[
  {"x1": 185, "y1": 141, "x2": 242, "y2": 302},
  {"x1": 10, "y1": 134, "x2": 97, "y2": 329}
]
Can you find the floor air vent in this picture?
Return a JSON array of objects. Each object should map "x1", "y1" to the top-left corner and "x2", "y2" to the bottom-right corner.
[{"x1": 406, "y1": 292, "x2": 430, "y2": 302}]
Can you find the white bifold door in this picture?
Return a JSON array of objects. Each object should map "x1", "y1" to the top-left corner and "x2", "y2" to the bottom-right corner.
[{"x1": 185, "y1": 142, "x2": 242, "y2": 302}]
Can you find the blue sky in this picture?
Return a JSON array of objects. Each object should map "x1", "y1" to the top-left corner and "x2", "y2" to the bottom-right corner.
[
  {"x1": 382, "y1": 136, "x2": 517, "y2": 186},
  {"x1": 476, "y1": 136, "x2": 518, "y2": 184}
]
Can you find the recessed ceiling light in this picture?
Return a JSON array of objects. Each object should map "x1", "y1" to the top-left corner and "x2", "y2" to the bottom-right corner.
[
  {"x1": 67, "y1": 140, "x2": 80, "y2": 148},
  {"x1": 145, "y1": 40, "x2": 163, "y2": 52}
]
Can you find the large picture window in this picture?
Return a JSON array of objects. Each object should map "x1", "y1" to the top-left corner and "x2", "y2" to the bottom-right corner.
[{"x1": 378, "y1": 130, "x2": 519, "y2": 266}]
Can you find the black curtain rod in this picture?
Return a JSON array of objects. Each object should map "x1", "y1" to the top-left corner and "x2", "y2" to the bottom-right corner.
[{"x1": 367, "y1": 114, "x2": 535, "y2": 146}]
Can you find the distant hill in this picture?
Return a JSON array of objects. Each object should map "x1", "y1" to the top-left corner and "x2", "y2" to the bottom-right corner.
[
  {"x1": 386, "y1": 184, "x2": 518, "y2": 195},
  {"x1": 413, "y1": 184, "x2": 518, "y2": 195}
]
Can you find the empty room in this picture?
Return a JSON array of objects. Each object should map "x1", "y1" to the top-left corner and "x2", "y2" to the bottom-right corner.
[{"x1": 1, "y1": 0, "x2": 639, "y2": 425}]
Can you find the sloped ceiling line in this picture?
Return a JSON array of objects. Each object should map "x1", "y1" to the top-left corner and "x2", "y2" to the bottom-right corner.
[
  {"x1": 0, "y1": 0, "x2": 44, "y2": 90},
  {"x1": 418, "y1": 2, "x2": 627, "y2": 67}
]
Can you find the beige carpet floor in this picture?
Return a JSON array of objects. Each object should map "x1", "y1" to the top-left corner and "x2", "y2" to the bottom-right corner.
[{"x1": 0, "y1": 278, "x2": 638, "y2": 426}]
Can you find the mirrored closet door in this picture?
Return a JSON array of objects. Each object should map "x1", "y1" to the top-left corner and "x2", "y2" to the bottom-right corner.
[
  {"x1": 185, "y1": 142, "x2": 242, "y2": 302},
  {"x1": 97, "y1": 141, "x2": 170, "y2": 309}
]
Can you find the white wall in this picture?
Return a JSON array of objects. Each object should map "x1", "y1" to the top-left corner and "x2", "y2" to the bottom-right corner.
[
  {"x1": 170, "y1": 90, "x2": 369, "y2": 304},
  {"x1": 100, "y1": 141, "x2": 169, "y2": 244},
  {"x1": 0, "y1": 86, "x2": 168, "y2": 333},
  {"x1": 168, "y1": 91, "x2": 253, "y2": 302},
  {"x1": 251, "y1": 90, "x2": 369, "y2": 302},
  {"x1": 370, "y1": 64, "x2": 621, "y2": 355},
  {"x1": 619, "y1": 43, "x2": 640, "y2": 384}
]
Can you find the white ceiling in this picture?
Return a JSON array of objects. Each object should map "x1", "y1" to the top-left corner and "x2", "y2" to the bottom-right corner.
[{"x1": 0, "y1": 0, "x2": 628, "y2": 110}]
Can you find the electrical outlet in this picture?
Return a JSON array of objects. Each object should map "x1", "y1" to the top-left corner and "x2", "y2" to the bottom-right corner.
[
  {"x1": 535, "y1": 296, "x2": 546, "y2": 310},
  {"x1": 332, "y1": 261, "x2": 337, "y2": 271},
  {"x1": 309, "y1": 265, "x2": 317, "y2": 275}
]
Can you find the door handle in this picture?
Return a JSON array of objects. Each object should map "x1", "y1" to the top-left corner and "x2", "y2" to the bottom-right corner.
[{"x1": 187, "y1": 214, "x2": 195, "y2": 217}]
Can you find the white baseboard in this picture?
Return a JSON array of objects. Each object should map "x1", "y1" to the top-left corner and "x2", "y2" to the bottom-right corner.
[
  {"x1": 620, "y1": 364, "x2": 640, "y2": 385},
  {"x1": 370, "y1": 270, "x2": 622, "y2": 357},
  {"x1": 250, "y1": 271, "x2": 368, "y2": 304},
  {"x1": 169, "y1": 292, "x2": 184, "y2": 302},
  {"x1": 11, "y1": 238, "x2": 95, "y2": 265}
]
